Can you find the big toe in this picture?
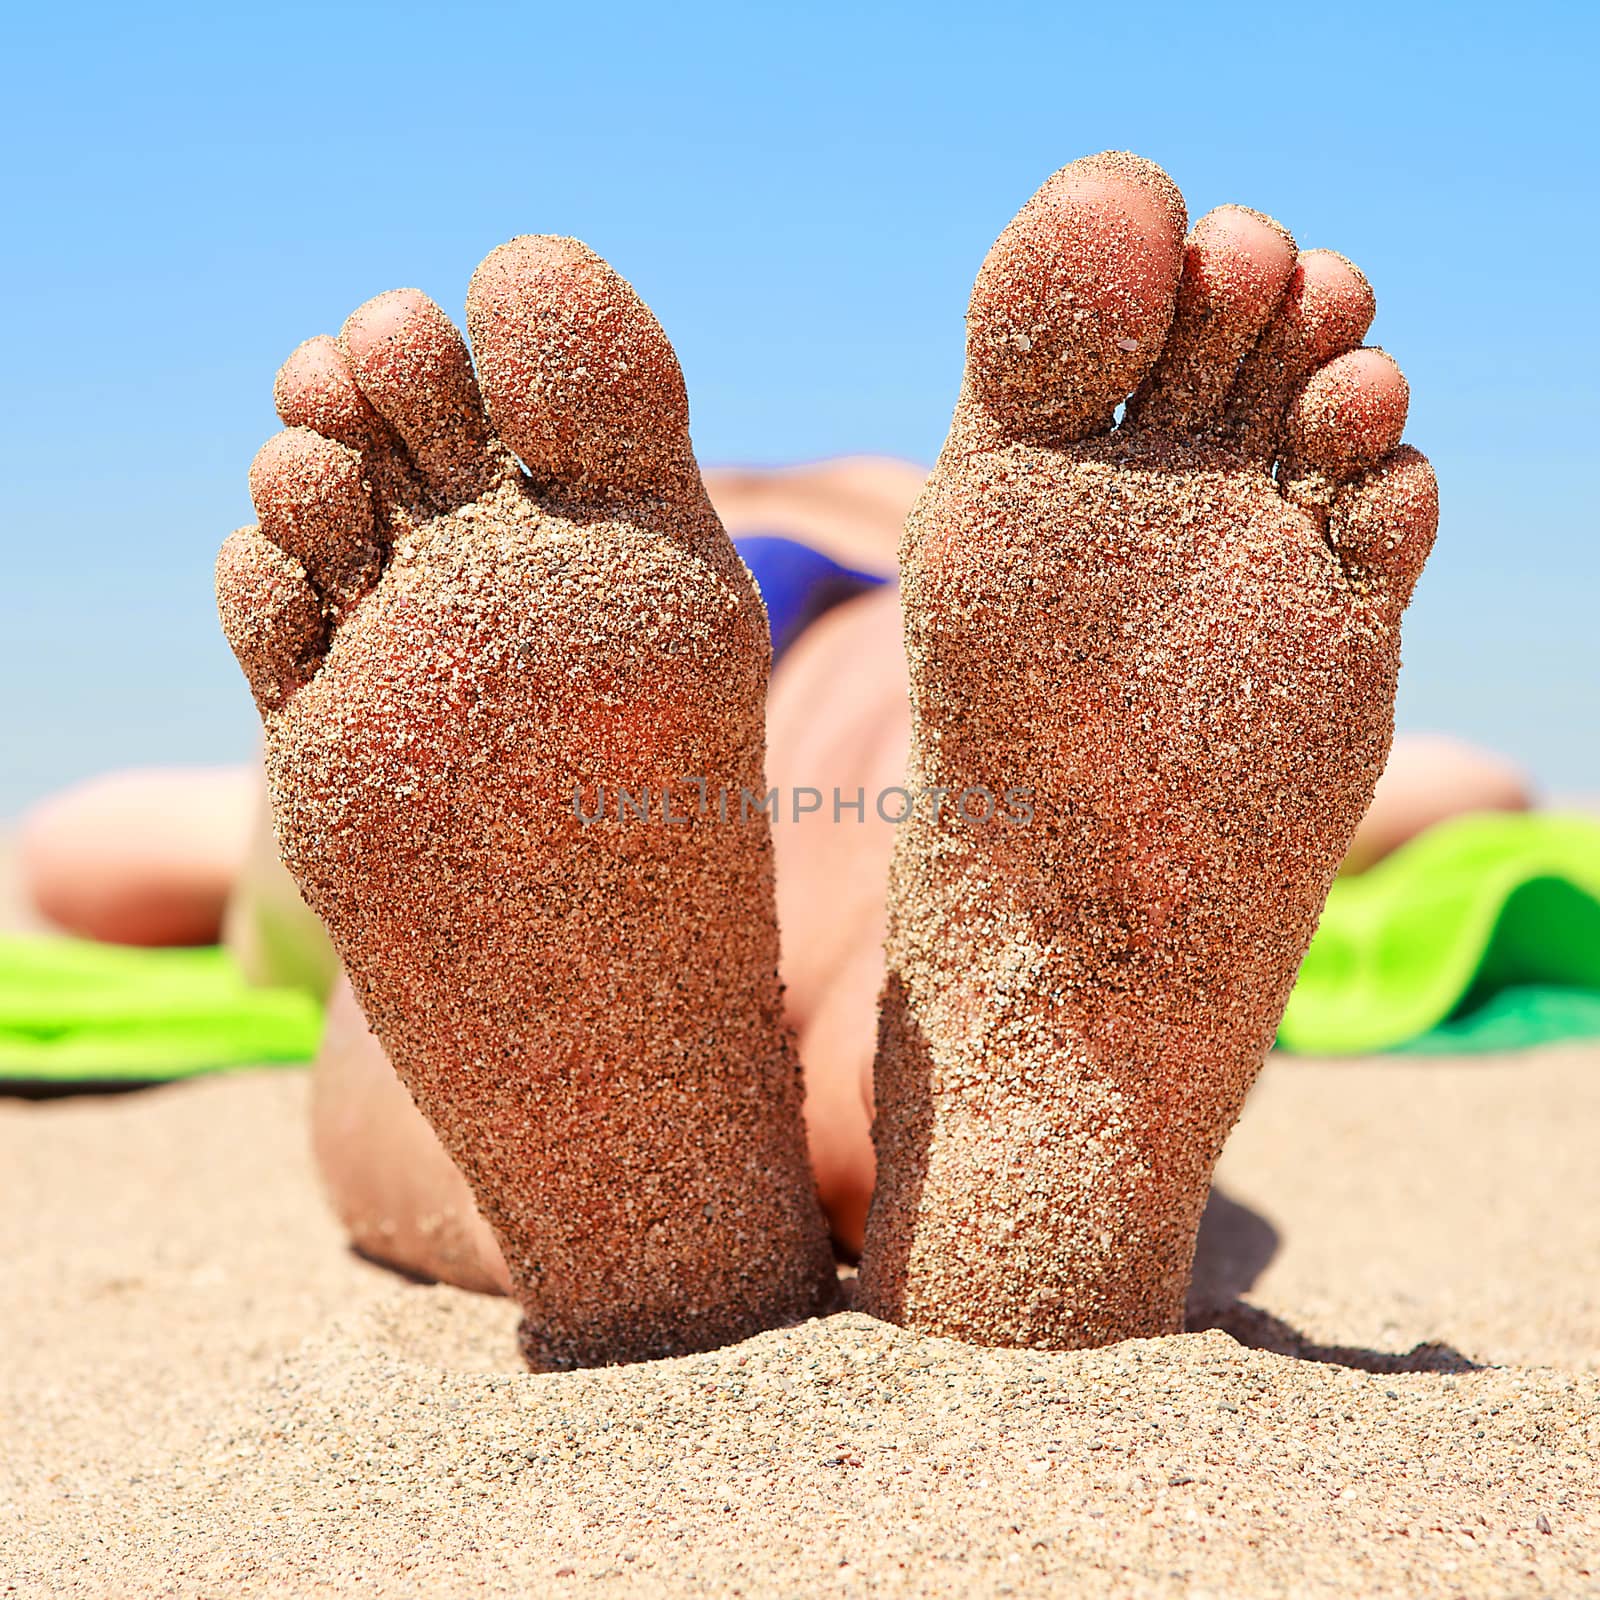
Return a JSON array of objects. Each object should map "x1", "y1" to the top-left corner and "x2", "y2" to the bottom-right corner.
[
  {"x1": 466, "y1": 236, "x2": 696, "y2": 504},
  {"x1": 958, "y1": 152, "x2": 1187, "y2": 448}
]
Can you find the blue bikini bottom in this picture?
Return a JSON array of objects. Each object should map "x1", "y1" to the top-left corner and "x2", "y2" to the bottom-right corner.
[{"x1": 731, "y1": 535, "x2": 890, "y2": 662}]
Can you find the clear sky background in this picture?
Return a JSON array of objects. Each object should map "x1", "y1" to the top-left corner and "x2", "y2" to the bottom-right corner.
[{"x1": 3, "y1": 1, "x2": 1595, "y2": 817}]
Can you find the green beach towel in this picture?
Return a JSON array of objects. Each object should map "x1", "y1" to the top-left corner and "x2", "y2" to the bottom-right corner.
[
  {"x1": 0, "y1": 936, "x2": 322, "y2": 1083},
  {"x1": 1280, "y1": 813, "x2": 1600, "y2": 1055},
  {"x1": 2, "y1": 811, "x2": 1597, "y2": 1084}
]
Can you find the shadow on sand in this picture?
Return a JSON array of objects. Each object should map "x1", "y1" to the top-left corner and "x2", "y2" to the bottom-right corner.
[{"x1": 1187, "y1": 1187, "x2": 1481, "y2": 1374}]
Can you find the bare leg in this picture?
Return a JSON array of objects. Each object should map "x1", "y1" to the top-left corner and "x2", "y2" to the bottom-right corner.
[
  {"x1": 18, "y1": 767, "x2": 256, "y2": 946},
  {"x1": 1344, "y1": 733, "x2": 1530, "y2": 872}
]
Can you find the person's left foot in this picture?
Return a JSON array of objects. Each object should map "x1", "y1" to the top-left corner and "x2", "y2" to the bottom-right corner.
[
  {"x1": 859, "y1": 154, "x2": 1438, "y2": 1349},
  {"x1": 217, "y1": 239, "x2": 835, "y2": 1367}
]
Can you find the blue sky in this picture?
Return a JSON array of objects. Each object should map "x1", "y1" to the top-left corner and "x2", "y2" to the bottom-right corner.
[{"x1": 3, "y1": 1, "x2": 1595, "y2": 816}]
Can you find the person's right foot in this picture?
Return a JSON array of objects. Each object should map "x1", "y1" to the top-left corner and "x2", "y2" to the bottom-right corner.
[
  {"x1": 858, "y1": 153, "x2": 1438, "y2": 1349},
  {"x1": 217, "y1": 239, "x2": 835, "y2": 1367}
]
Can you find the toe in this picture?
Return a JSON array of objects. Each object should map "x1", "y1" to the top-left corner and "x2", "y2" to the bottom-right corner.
[
  {"x1": 275, "y1": 335, "x2": 390, "y2": 452},
  {"x1": 248, "y1": 428, "x2": 382, "y2": 614},
  {"x1": 1328, "y1": 444, "x2": 1438, "y2": 611},
  {"x1": 341, "y1": 290, "x2": 500, "y2": 504},
  {"x1": 466, "y1": 235, "x2": 697, "y2": 503},
  {"x1": 274, "y1": 334, "x2": 421, "y2": 515},
  {"x1": 955, "y1": 151, "x2": 1187, "y2": 448},
  {"x1": 1283, "y1": 347, "x2": 1410, "y2": 483},
  {"x1": 1126, "y1": 205, "x2": 1297, "y2": 436},
  {"x1": 1223, "y1": 249, "x2": 1376, "y2": 461},
  {"x1": 216, "y1": 530, "x2": 326, "y2": 714}
]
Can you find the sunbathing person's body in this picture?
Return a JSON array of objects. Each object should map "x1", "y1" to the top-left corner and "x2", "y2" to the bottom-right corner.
[{"x1": 17, "y1": 153, "x2": 1483, "y2": 1353}]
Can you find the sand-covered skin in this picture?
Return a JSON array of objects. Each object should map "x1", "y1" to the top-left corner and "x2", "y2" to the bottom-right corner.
[
  {"x1": 860, "y1": 155, "x2": 1437, "y2": 1348},
  {"x1": 3, "y1": 1048, "x2": 1597, "y2": 1597},
  {"x1": 216, "y1": 241, "x2": 834, "y2": 1367}
]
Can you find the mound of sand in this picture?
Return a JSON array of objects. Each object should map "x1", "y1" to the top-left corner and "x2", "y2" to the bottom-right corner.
[{"x1": 3, "y1": 1047, "x2": 1597, "y2": 1596}]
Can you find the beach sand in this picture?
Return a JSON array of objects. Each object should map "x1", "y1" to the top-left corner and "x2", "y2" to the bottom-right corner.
[{"x1": 3, "y1": 1043, "x2": 1596, "y2": 1596}]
